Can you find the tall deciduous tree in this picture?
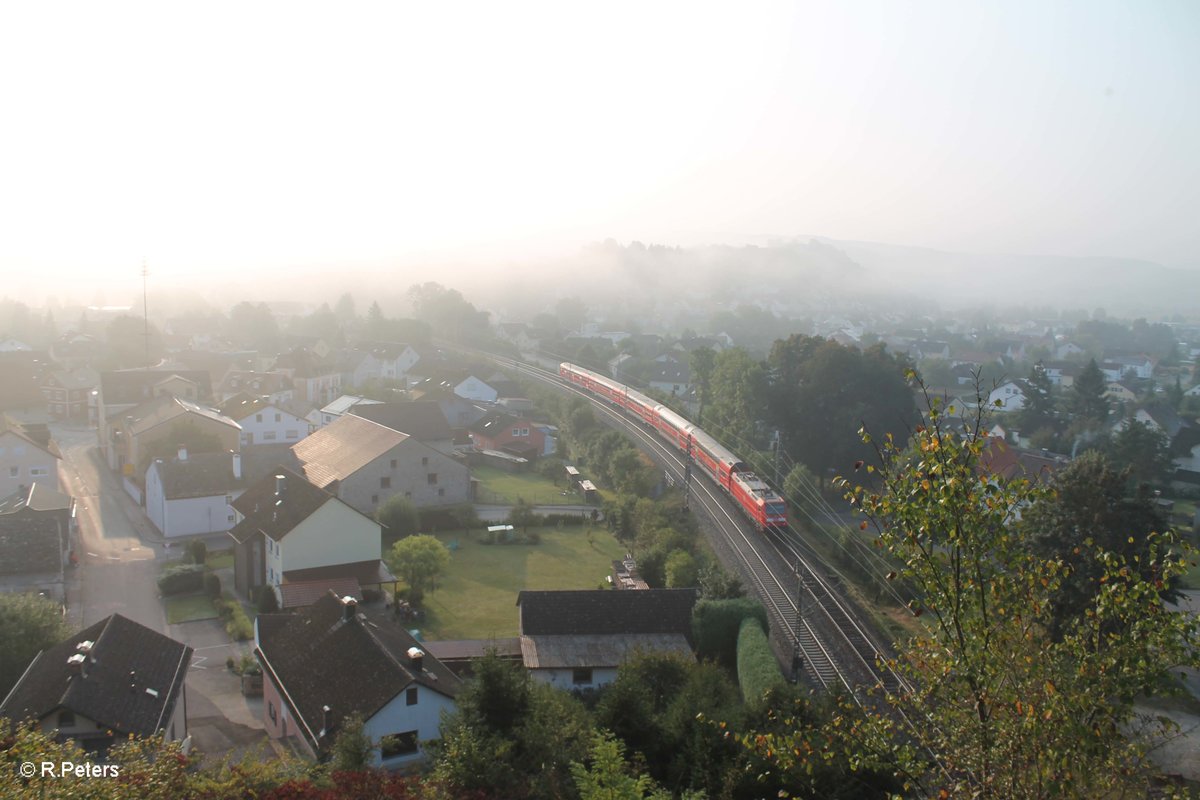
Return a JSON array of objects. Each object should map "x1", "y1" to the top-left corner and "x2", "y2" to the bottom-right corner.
[
  {"x1": 1069, "y1": 358, "x2": 1110, "y2": 425},
  {"x1": 384, "y1": 534, "x2": 450, "y2": 600},
  {"x1": 836, "y1": 384, "x2": 1199, "y2": 797},
  {"x1": 0, "y1": 593, "x2": 72, "y2": 700},
  {"x1": 375, "y1": 494, "x2": 419, "y2": 544},
  {"x1": 1023, "y1": 450, "x2": 1179, "y2": 640},
  {"x1": 767, "y1": 335, "x2": 916, "y2": 488},
  {"x1": 705, "y1": 347, "x2": 767, "y2": 452}
]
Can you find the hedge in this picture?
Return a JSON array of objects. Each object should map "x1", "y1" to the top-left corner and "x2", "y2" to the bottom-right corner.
[
  {"x1": 736, "y1": 616, "x2": 785, "y2": 708},
  {"x1": 215, "y1": 594, "x2": 254, "y2": 641},
  {"x1": 157, "y1": 563, "x2": 206, "y2": 596},
  {"x1": 692, "y1": 597, "x2": 769, "y2": 669}
]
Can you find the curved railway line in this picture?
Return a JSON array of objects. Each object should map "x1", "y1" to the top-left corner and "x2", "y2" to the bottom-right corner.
[{"x1": 454, "y1": 344, "x2": 913, "y2": 702}]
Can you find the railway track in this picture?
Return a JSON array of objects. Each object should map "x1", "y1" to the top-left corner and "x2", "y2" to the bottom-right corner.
[{"x1": 445, "y1": 343, "x2": 909, "y2": 700}]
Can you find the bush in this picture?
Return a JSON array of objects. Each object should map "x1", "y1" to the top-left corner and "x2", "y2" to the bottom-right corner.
[
  {"x1": 541, "y1": 512, "x2": 588, "y2": 527},
  {"x1": 204, "y1": 572, "x2": 221, "y2": 599},
  {"x1": 736, "y1": 617, "x2": 785, "y2": 708},
  {"x1": 693, "y1": 597, "x2": 769, "y2": 669},
  {"x1": 216, "y1": 593, "x2": 254, "y2": 641},
  {"x1": 256, "y1": 584, "x2": 279, "y2": 613},
  {"x1": 157, "y1": 563, "x2": 206, "y2": 596},
  {"x1": 186, "y1": 539, "x2": 207, "y2": 565}
]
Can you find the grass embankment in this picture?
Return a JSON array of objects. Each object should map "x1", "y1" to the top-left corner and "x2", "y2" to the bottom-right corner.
[{"x1": 413, "y1": 526, "x2": 625, "y2": 640}]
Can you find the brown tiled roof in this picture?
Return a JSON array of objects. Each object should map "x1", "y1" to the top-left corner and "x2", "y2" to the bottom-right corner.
[
  {"x1": 0, "y1": 614, "x2": 191, "y2": 738},
  {"x1": 255, "y1": 593, "x2": 461, "y2": 753},
  {"x1": 229, "y1": 468, "x2": 333, "y2": 543},
  {"x1": 291, "y1": 415, "x2": 409, "y2": 489},
  {"x1": 516, "y1": 589, "x2": 698, "y2": 639},
  {"x1": 349, "y1": 402, "x2": 452, "y2": 441},
  {"x1": 99, "y1": 369, "x2": 213, "y2": 405}
]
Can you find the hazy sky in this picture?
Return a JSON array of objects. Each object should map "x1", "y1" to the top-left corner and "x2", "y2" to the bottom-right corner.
[{"x1": 2, "y1": 1, "x2": 1197, "y2": 297}]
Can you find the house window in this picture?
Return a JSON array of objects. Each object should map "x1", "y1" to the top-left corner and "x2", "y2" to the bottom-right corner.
[
  {"x1": 421, "y1": 456, "x2": 428, "y2": 466},
  {"x1": 228, "y1": 514, "x2": 236, "y2": 523},
  {"x1": 438, "y1": 488, "x2": 445, "y2": 497},
  {"x1": 274, "y1": 413, "x2": 281, "y2": 422},
  {"x1": 256, "y1": 413, "x2": 263, "y2": 422},
  {"x1": 381, "y1": 731, "x2": 419, "y2": 759},
  {"x1": 512, "y1": 428, "x2": 520, "y2": 436},
  {"x1": 31, "y1": 467, "x2": 49, "y2": 477},
  {"x1": 390, "y1": 459, "x2": 397, "y2": 469},
  {"x1": 404, "y1": 492, "x2": 412, "y2": 499},
  {"x1": 521, "y1": 428, "x2": 529, "y2": 436},
  {"x1": 427, "y1": 473, "x2": 437, "y2": 485},
  {"x1": 58, "y1": 710, "x2": 75, "y2": 728},
  {"x1": 264, "y1": 431, "x2": 277, "y2": 441},
  {"x1": 406, "y1": 687, "x2": 418, "y2": 706},
  {"x1": 371, "y1": 494, "x2": 379, "y2": 504},
  {"x1": 286, "y1": 430, "x2": 298, "y2": 439},
  {"x1": 572, "y1": 668, "x2": 593, "y2": 685},
  {"x1": 8, "y1": 467, "x2": 17, "y2": 478},
  {"x1": 380, "y1": 477, "x2": 391, "y2": 489},
  {"x1": 268, "y1": 701, "x2": 277, "y2": 723}
]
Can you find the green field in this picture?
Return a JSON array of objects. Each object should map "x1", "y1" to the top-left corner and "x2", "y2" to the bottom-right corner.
[
  {"x1": 165, "y1": 593, "x2": 219, "y2": 624},
  {"x1": 473, "y1": 465, "x2": 581, "y2": 505},
  {"x1": 413, "y1": 526, "x2": 625, "y2": 640}
]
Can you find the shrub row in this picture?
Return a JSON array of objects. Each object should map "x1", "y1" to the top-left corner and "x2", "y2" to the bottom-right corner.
[
  {"x1": 693, "y1": 597, "x2": 769, "y2": 669},
  {"x1": 215, "y1": 594, "x2": 254, "y2": 641},
  {"x1": 157, "y1": 563, "x2": 206, "y2": 596},
  {"x1": 736, "y1": 616, "x2": 785, "y2": 708}
]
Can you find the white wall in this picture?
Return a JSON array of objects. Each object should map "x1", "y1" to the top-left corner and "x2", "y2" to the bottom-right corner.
[
  {"x1": 236, "y1": 405, "x2": 309, "y2": 447},
  {"x1": 0, "y1": 432, "x2": 59, "y2": 496},
  {"x1": 529, "y1": 666, "x2": 618, "y2": 692},
  {"x1": 276, "y1": 499, "x2": 381, "y2": 579},
  {"x1": 362, "y1": 682, "x2": 456, "y2": 768}
]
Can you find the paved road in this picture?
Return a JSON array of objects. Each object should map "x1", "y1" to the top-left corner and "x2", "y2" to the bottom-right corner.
[{"x1": 54, "y1": 426, "x2": 167, "y2": 634}]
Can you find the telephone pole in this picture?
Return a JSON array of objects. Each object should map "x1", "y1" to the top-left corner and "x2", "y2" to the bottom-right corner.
[{"x1": 141, "y1": 261, "x2": 151, "y2": 369}]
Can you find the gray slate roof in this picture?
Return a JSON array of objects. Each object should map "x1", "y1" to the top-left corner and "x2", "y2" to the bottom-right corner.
[
  {"x1": 0, "y1": 614, "x2": 191, "y2": 738},
  {"x1": 516, "y1": 589, "x2": 698, "y2": 639}
]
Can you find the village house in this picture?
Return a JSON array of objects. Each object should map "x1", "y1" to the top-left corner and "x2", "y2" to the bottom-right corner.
[
  {"x1": 96, "y1": 369, "x2": 213, "y2": 463},
  {"x1": 215, "y1": 370, "x2": 295, "y2": 405},
  {"x1": 468, "y1": 411, "x2": 546, "y2": 460},
  {"x1": 349, "y1": 401, "x2": 458, "y2": 457},
  {"x1": 986, "y1": 380, "x2": 1028, "y2": 412},
  {"x1": 219, "y1": 394, "x2": 312, "y2": 447},
  {"x1": 292, "y1": 414, "x2": 470, "y2": 516},
  {"x1": 0, "y1": 415, "x2": 60, "y2": 497},
  {"x1": 317, "y1": 394, "x2": 383, "y2": 428},
  {"x1": 272, "y1": 348, "x2": 342, "y2": 407},
  {"x1": 103, "y1": 394, "x2": 241, "y2": 480},
  {"x1": 227, "y1": 468, "x2": 391, "y2": 605},
  {"x1": 255, "y1": 593, "x2": 461, "y2": 767},
  {"x1": 145, "y1": 449, "x2": 247, "y2": 539},
  {"x1": 0, "y1": 614, "x2": 192, "y2": 754},
  {"x1": 0, "y1": 483, "x2": 74, "y2": 600},
  {"x1": 40, "y1": 366, "x2": 99, "y2": 422},
  {"x1": 515, "y1": 589, "x2": 697, "y2": 691},
  {"x1": 339, "y1": 342, "x2": 421, "y2": 388}
]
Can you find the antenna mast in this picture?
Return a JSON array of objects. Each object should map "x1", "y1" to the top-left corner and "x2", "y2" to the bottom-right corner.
[{"x1": 142, "y1": 261, "x2": 151, "y2": 369}]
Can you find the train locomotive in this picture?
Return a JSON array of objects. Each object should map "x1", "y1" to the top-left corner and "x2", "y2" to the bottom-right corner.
[{"x1": 558, "y1": 362, "x2": 788, "y2": 530}]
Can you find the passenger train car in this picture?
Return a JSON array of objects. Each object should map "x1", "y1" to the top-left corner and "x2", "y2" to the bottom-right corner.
[{"x1": 559, "y1": 362, "x2": 788, "y2": 529}]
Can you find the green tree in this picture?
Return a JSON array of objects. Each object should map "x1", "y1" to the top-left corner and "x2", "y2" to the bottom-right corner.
[
  {"x1": 334, "y1": 292, "x2": 357, "y2": 322},
  {"x1": 384, "y1": 534, "x2": 450, "y2": 600},
  {"x1": 664, "y1": 549, "x2": 699, "y2": 588},
  {"x1": 1105, "y1": 419, "x2": 1172, "y2": 488},
  {"x1": 0, "y1": 593, "x2": 71, "y2": 700},
  {"x1": 689, "y1": 346, "x2": 717, "y2": 428},
  {"x1": 768, "y1": 335, "x2": 917, "y2": 488},
  {"x1": 837, "y1": 382, "x2": 1200, "y2": 797},
  {"x1": 1069, "y1": 358, "x2": 1110, "y2": 426},
  {"x1": 705, "y1": 347, "x2": 768, "y2": 452},
  {"x1": 1018, "y1": 361, "x2": 1056, "y2": 434},
  {"x1": 375, "y1": 494, "x2": 420, "y2": 544},
  {"x1": 227, "y1": 301, "x2": 279, "y2": 351},
  {"x1": 572, "y1": 731, "x2": 671, "y2": 800},
  {"x1": 329, "y1": 711, "x2": 374, "y2": 772},
  {"x1": 408, "y1": 282, "x2": 490, "y2": 342},
  {"x1": 1024, "y1": 450, "x2": 1179, "y2": 640},
  {"x1": 782, "y1": 462, "x2": 820, "y2": 521}
]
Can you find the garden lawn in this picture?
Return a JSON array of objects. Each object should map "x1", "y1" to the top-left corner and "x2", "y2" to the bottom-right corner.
[
  {"x1": 473, "y1": 465, "x2": 581, "y2": 506},
  {"x1": 206, "y1": 550, "x2": 234, "y2": 570},
  {"x1": 416, "y1": 526, "x2": 625, "y2": 640},
  {"x1": 165, "y1": 593, "x2": 219, "y2": 623}
]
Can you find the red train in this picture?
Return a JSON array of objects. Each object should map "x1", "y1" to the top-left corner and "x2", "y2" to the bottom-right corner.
[{"x1": 559, "y1": 362, "x2": 788, "y2": 530}]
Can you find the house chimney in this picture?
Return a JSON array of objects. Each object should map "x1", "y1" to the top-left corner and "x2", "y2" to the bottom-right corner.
[
  {"x1": 231, "y1": 450, "x2": 242, "y2": 480},
  {"x1": 341, "y1": 595, "x2": 358, "y2": 621},
  {"x1": 406, "y1": 646, "x2": 424, "y2": 671},
  {"x1": 76, "y1": 640, "x2": 94, "y2": 661},
  {"x1": 275, "y1": 474, "x2": 286, "y2": 497},
  {"x1": 177, "y1": 444, "x2": 188, "y2": 462},
  {"x1": 67, "y1": 653, "x2": 87, "y2": 678}
]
